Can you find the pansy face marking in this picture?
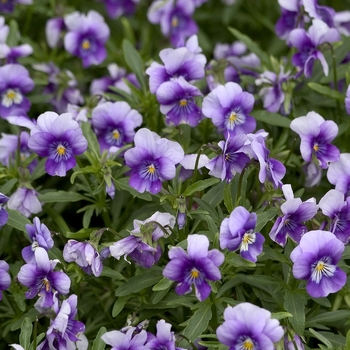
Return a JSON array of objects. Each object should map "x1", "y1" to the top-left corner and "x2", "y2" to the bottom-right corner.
[
  {"x1": 2, "y1": 88, "x2": 23, "y2": 107},
  {"x1": 311, "y1": 256, "x2": 335, "y2": 283}
]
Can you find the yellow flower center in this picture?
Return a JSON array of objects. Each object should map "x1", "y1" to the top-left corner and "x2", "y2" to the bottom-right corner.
[
  {"x1": 2, "y1": 88, "x2": 23, "y2": 107},
  {"x1": 242, "y1": 233, "x2": 250, "y2": 244},
  {"x1": 6, "y1": 90, "x2": 15, "y2": 100},
  {"x1": 112, "y1": 130, "x2": 120, "y2": 139},
  {"x1": 243, "y1": 339, "x2": 254, "y2": 350},
  {"x1": 82, "y1": 39, "x2": 90, "y2": 50},
  {"x1": 313, "y1": 143, "x2": 319, "y2": 152},
  {"x1": 148, "y1": 164, "x2": 156, "y2": 174},
  {"x1": 172, "y1": 16, "x2": 179, "y2": 27},
  {"x1": 190, "y1": 268, "x2": 199, "y2": 279},
  {"x1": 316, "y1": 261, "x2": 325, "y2": 272},
  {"x1": 57, "y1": 145, "x2": 66, "y2": 156},
  {"x1": 43, "y1": 278, "x2": 51, "y2": 292},
  {"x1": 229, "y1": 112, "x2": 237, "y2": 122}
]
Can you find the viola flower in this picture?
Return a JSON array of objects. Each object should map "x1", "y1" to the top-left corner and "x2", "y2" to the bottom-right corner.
[
  {"x1": 156, "y1": 77, "x2": 202, "y2": 127},
  {"x1": 250, "y1": 134, "x2": 286, "y2": 188},
  {"x1": 205, "y1": 134, "x2": 250, "y2": 182},
  {"x1": 255, "y1": 67, "x2": 291, "y2": 114},
  {"x1": 334, "y1": 11, "x2": 350, "y2": 36},
  {"x1": 202, "y1": 82, "x2": 256, "y2": 138},
  {"x1": 327, "y1": 153, "x2": 350, "y2": 195},
  {"x1": 90, "y1": 63, "x2": 139, "y2": 96},
  {"x1": 163, "y1": 234, "x2": 224, "y2": 301},
  {"x1": 275, "y1": 0, "x2": 303, "y2": 40},
  {"x1": 319, "y1": 189, "x2": 350, "y2": 243},
  {"x1": 269, "y1": 185, "x2": 318, "y2": 246},
  {"x1": 0, "y1": 193, "x2": 8, "y2": 228},
  {"x1": 0, "y1": 131, "x2": 37, "y2": 173},
  {"x1": 63, "y1": 240, "x2": 103, "y2": 277},
  {"x1": 110, "y1": 212, "x2": 175, "y2": 268},
  {"x1": 303, "y1": 0, "x2": 335, "y2": 27},
  {"x1": 147, "y1": 320, "x2": 185, "y2": 350},
  {"x1": 45, "y1": 17, "x2": 66, "y2": 49},
  {"x1": 217, "y1": 302, "x2": 284, "y2": 350},
  {"x1": 145, "y1": 46, "x2": 206, "y2": 94},
  {"x1": 124, "y1": 128, "x2": 184, "y2": 194},
  {"x1": 290, "y1": 230, "x2": 346, "y2": 298},
  {"x1": 102, "y1": 327, "x2": 149, "y2": 350},
  {"x1": 303, "y1": 161, "x2": 322, "y2": 188},
  {"x1": 91, "y1": 101, "x2": 142, "y2": 152},
  {"x1": 7, "y1": 187, "x2": 42, "y2": 218},
  {"x1": 22, "y1": 217, "x2": 54, "y2": 264},
  {"x1": 64, "y1": 10, "x2": 110, "y2": 68},
  {"x1": 214, "y1": 41, "x2": 247, "y2": 60},
  {"x1": 0, "y1": 260, "x2": 11, "y2": 300},
  {"x1": 37, "y1": 294, "x2": 86, "y2": 350},
  {"x1": 284, "y1": 333, "x2": 305, "y2": 350},
  {"x1": 346, "y1": 85, "x2": 350, "y2": 115},
  {"x1": 0, "y1": 0, "x2": 32, "y2": 13},
  {"x1": 220, "y1": 206, "x2": 265, "y2": 262},
  {"x1": 290, "y1": 111, "x2": 340, "y2": 169},
  {"x1": 288, "y1": 19, "x2": 340, "y2": 78},
  {"x1": 28, "y1": 112, "x2": 88, "y2": 177},
  {"x1": 17, "y1": 248, "x2": 71, "y2": 308},
  {"x1": 0, "y1": 64, "x2": 34, "y2": 118},
  {"x1": 100, "y1": 0, "x2": 140, "y2": 19}
]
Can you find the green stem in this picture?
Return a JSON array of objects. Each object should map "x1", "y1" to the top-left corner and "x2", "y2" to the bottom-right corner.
[
  {"x1": 331, "y1": 46, "x2": 341, "y2": 118},
  {"x1": 32, "y1": 317, "x2": 38, "y2": 350}
]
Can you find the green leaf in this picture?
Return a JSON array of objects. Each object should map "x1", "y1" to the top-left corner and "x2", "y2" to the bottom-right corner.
[
  {"x1": 308, "y1": 82, "x2": 344, "y2": 101},
  {"x1": 309, "y1": 328, "x2": 334, "y2": 349},
  {"x1": 217, "y1": 278, "x2": 242, "y2": 298},
  {"x1": 179, "y1": 303, "x2": 212, "y2": 347},
  {"x1": 91, "y1": 327, "x2": 107, "y2": 350},
  {"x1": 19, "y1": 317, "x2": 32, "y2": 349},
  {"x1": 271, "y1": 312, "x2": 293, "y2": 320},
  {"x1": 83, "y1": 206, "x2": 94, "y2": 228},
  {"x1": 152, "y1": 277, "x2": 173, "y2": 291},
  {"x1": 226, "y1": 253, "x2": 256, "y2": 268},
  {"x1": 66, "y1": 227, "x2": 95, "y2": 239},
  {"x1": 306, "y1": 310, "x2": 350, "y2": 327},
  {"x1": 122, "y1": 39, "x2": 147, "y2": 92},
  {"x1": 255, "y1": 208, "x2": 278, "y2": 232},
  {"x1": 284, "y1": 289, "x2": 307, "y2": 335},
  {"x1": 263, "y1": 245, "x2": 291, "y2": 264},
  {"x1": 7, "y1": 20, "x2": 19, "y2": 46},
  {"x1": 112, "y1": 296, "x2": 129, "y2": 318},
  {"x1": 81, "y1": 121, "x2": 101, "y2": 159},
  {"x1": 224, "y1": 182, "x2": 233, "y2": 213},
  {"x1": 115, "y1": 271, "x2": 162, "y2": 296},
  {"x1": 6, "y1": 209, "x2": 31, "y2": 233},
  {"x1": 182, "y1": 178, "x2": 220, "y2": 197},
  {"x1": 0, "y1": 178, "x2": 17, "y2": 194},
  {"x1": 345, "y1": 328, "x2": 350, "y2": 350},
  {"x1": 38, "y1": 191, "x2": 90, "y2": 203},
  {"x1": 100, "y1": 266, "x2": 126, "y2": 280},
  {"x1": 228, "y1": 27, "x2": 271, "y2": 69},
  {"x1": 251, "y1": 110, "x2": 291, "y2": 128}
]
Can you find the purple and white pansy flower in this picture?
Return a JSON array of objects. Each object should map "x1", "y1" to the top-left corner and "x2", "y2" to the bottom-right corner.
[
  {"x1": 202, "y1": 82, "x2": 256, "y2": 138},
  {"x1": 28, "y1": 112, "x2": 88, "y2": 177},
  {"x1": 64, "y1": 10, "x2": 110, "y2": 68},
  {"x1": 290, "y1": 111, "x2": 340, "y2": 169},
  {"x1": 290, "y1": 230, "x2": 347, "y2": 298},
  {"x1": 163, "y1": 234, "x2": 224, "y2": 301},
  {"x1": 327, "y1": 153, "x2": 350, "y2": 195},
  {"x1": 124, "y1": 128, "x2": 184, "y2": 194},
  {"x1": 220, "y1": 206, "x2": 265, "y2": 262}
]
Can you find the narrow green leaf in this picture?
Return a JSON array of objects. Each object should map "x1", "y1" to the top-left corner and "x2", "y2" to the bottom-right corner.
[
  {"x1": 224, "y1": 182, "x2": 233, "y2": 213},
  {"x1": 284, "y1": 289, "x2": 307, "y2": 335},
  {"x1": 179, "y1": 303, "x2": 212, "y2": 346},
  {"x1": 271, "y1": 312, "x2": 293, "y2": 320},
  {"x1": 92, "y1": 327, "x2": 107, "y2": 350},
  {"x1": 112, "y1": 296, "x2": 129, "y2": 318},
  {"x1": 309, "y1": 328, "x2": 334, "y2": 349},
  {"x1": 308, "y1": 82, "x2": 344, "y2": 101},
  {"x1": 81, "y1": 121, "x2": 101, "y2": 159},
  {"x1": 6, "y1": 209, "x2": 31, "y2": 233},
  {"x1": 255, "y1": 208, "x2": 278, "y2": 232},
  {"x1": 263, "y1": 245, "x2": 290, "y2": 264},
  {"x1": 228, "y1": 27, "x2": 271, "y2": 69},
  {"x1": 153, "y1": 277, "x2": 173, "y2": 291},
  {"x1": 182, "y1": 178, "x2": 220, "y2": 197},
  {"x1": 115, "y1": 178, "x2": 152, "y2": 201},
  {"x1": 217, "y1": 278, "x2": 242, "y2": 298},
  {"x1": 345, "y1": 328, "x2": 350, "y2": 350},
  {"x1": 38, "y1": 191, "x2": 90, "y2": 203},
  {"x1": 193, "y1": 198, "x2": 220, "y2": 222},
  {"x1": 226, "y1": 253, "x2": 256, "y2": 268},
  {"x1": 83, "y1": 207, "x2": 94, "y2": 228},
  {"x1": 115, "y1": 271, "x2": 162, "y2": 296},
  {"x1": 100, "y1": 266, "x2": 126, "y2": 280},
  {"x1": 0, "y1": 178, "x2": 17, "y2": 194},
  {"x1": 19, "y1": 317, "x2": 32, "y2": 349},
  {"x1": 306, "y1": 310, "x2": 350, "y2": 327},
  {"x1": 7, "y1": 20, "x2": 19, "y2": 46},
  {"x1": 122, "y1": 39, "x2": 146, "y2": 92},
  {"x1": 66, "y1": 227, "x2": 95, "y2": 239},
  {"x1": 251, "y1": 110, "x2": 291, "y2": 128}
]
